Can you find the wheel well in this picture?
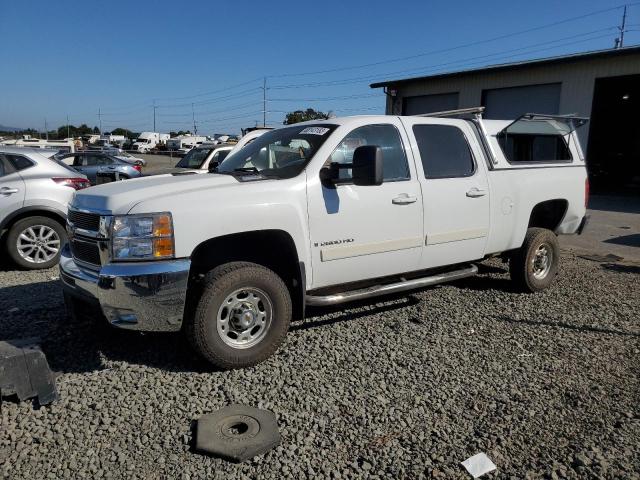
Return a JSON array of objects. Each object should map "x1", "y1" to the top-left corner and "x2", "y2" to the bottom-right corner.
[
  {"x1": 0, "y1": 209, "x2": 66, "y2": 239},
  {"x1": 528, "y1": 199, "x2": 568, "y2": 232},
  {"x1": 187, "y1": 230, "x2": 304, "y2": 321}
]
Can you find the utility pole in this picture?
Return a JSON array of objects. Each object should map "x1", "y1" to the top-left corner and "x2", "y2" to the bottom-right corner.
[
  {"x1": 153, "y1": 100, "x2": 157, "y2": 132},
  {"x1": 615, "y1": 5, "x2": 628, "y2": 48},
  {"x1": 44, "y1": 118, "x2": 48, "y2": 140},
  {"x1": 98, "y1": 108, "x2": 102, "y2": 134},
  {"x1": 192, "y1": 103, "x2": 197, "y2": 135},
  {"x1": 262, "y1": 77, "x2": 267, "y2": 127},
  {"x1": 66, "y1": 114, "x2": 70, "y2": 139}
]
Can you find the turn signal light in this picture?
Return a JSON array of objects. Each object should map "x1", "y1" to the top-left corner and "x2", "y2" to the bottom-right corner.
[
  {"x1": 153, "y1": 237, "x2": 174, "y2": 258},
  {"x1": 153, "y1": 214, "x2": 172, "y2": 236}
]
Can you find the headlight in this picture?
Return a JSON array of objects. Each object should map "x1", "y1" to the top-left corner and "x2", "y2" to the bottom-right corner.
[{"x1": 111, "y1": 213, "x2": 174, "y2": 260}]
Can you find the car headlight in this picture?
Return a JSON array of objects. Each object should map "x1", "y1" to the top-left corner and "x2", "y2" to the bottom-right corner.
[{"x1": 111, "y1": 213, "x2": 174, "y2": 260}]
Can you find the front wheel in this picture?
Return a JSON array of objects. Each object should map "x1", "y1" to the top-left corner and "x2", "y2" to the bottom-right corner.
[
  {"x1": 186, "y1": 262, "x2": 292, "y2": 369},
  {"x1": 6, "y1": 216, "x2": 67, "y2": 269},
  {"x1": 509, "y1": 227, "x2": 560, "y2": 292}
]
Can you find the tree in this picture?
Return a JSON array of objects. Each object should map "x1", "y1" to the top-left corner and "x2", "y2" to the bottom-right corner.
[
  {"x1": 110, "y1": 128, "x2": 134, "y2": 138},
  {"x1": 283, "y1": 108, "x2": 330, "y2": 125},
  {"x1": 93, "y1": 126, "x2": 100, "y2": 134}
]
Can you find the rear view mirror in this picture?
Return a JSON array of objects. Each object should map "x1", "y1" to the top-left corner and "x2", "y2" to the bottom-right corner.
[{"x1": 352, "y1": 145, "x2": 383, "y2": 186}]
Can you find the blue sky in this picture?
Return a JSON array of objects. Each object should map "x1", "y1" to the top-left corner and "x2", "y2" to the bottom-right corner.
[{"x1": 1, "y1": 0, "x2": 638, "y2": 133}]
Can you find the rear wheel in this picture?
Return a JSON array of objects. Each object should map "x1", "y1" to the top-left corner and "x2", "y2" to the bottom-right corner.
[
  {"x1": 6, "y1": 216, "x2": 67, "y2": 270},
  {"x1": 509, "y1": 227, "x2": 560, "y2": 292},
  {"x1": 186, "y1": 262, "x2": 292, "y2": 369}
]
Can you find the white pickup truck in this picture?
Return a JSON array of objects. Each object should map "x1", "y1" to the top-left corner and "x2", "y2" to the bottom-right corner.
[{"x1": 60, "y1": 110, "x2": 589, "y2": 369}]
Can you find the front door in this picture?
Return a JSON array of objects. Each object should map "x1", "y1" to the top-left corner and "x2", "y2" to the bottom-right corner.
[
  {"x1": 0, "y1": 155, "x2": 26, "y2": 225},
  {"x1": 402, "y1": 118, "x2": 490, "y2": 269},
  {"x1": 306, "y1": 119, "x2": 423, "y2": 289}
]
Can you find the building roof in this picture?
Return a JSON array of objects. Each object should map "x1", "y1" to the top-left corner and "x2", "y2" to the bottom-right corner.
[{"x1": 370, "y1": 45, "x2": 640, "y2": 88}]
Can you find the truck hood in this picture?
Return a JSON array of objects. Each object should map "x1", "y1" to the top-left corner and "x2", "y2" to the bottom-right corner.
[{"x1": 72, "y1": 173, "x2": 239, "y2": 214}]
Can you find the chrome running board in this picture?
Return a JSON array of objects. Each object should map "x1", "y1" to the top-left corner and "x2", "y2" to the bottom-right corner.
[{"x1": 306, "y1": 264, "x2": 478, "y2": 307}]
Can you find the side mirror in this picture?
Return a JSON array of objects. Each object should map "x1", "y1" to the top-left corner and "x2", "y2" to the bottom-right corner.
[
  {"x1": 208, "y1": 160, "x2": 219, "y2": 172},
  {"x1": 352, "y1": 145, "x2": 383, "y2": 186}
]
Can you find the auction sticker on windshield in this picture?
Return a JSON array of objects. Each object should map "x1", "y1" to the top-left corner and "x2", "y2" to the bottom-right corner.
[{"x1": 300, "y1": 127, "x2": 331, "y2": 135}]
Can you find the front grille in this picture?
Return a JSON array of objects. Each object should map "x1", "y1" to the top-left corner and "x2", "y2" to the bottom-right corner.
[
  {"x1": 68, "y1": 210, "x2": 100, "y2": 232},
  {"x1": 71, "y1": 239, "x2": 101, "y2": 266}
]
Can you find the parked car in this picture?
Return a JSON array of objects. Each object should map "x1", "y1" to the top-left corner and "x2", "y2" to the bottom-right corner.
[
  {"x1": 0, "y1": 147, "x2": 89, "y2": 269},
  {"x1": 149, "y1": 144, "x2": 234, "y2": 175},
  {"x1": 58, "y1": 152, "x2": 143, "y2": 184},
  {"x1": 60, "y1": 113, "x2": 589, "y2": 369},
  {"x1": 114, "y1": 150, "x2": 146, "y2": 166},
  {"x1": 82, "y1": 146, "x2": 147, "y2": 167}
]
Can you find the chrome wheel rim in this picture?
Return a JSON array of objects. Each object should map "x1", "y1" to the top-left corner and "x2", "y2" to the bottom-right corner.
[
  {"x1": 217, "y1": 287, "x2": 272, "y2": 349},
  {"x1": 531, "y1": 243, "x2": 553, "y2": 280},
  {"x1": 16, "y1": 225, "x2": 60, "y2": 264}
]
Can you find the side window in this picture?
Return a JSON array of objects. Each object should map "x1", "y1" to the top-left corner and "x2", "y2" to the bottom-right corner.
[
  {"x1": 0, "y1": 156, "x2": 16, "y2": 177},
  {"x1": 329, "y1": 124, "x2": 409, "y2": 182},
  {"x1": 96, "y1": 155, "x2": 113, "y2": 166},
  {"x1": 413, "y1": 124, "x2": 475, "y2": 179},
  {"x1": 498, "y1": 134, "x2": 572, "y2": 162},
  {"x1": 7, "y1": 155, "x2": 34, "y2": 171},
  {"x1": 73, "y1": 155, "x2": 86, "y2": 167},
  {"x1": 217, "y1": 150, "x2": 230, "y2": 162}
]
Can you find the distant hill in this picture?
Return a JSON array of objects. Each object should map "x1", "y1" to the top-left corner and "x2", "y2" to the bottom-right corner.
[{"x1": 0, "y1": 125, "x2": 23, "y2": 132}]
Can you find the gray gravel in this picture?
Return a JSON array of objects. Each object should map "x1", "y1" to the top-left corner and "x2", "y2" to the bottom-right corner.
[{"x1": 1, "y1": 252, "x2": 639, "y2": 479}]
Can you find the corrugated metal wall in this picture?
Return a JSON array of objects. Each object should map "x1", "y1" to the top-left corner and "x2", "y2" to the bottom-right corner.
[{"x1": 385, "y1": 53, "x2": 640, "y2": 149}]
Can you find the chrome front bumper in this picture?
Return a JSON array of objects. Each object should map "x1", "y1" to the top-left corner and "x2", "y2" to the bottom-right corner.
[{"x1": 59, "y1": 244, "x2": 191, "y2": 332}]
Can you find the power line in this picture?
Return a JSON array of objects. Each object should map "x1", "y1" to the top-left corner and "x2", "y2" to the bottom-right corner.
[
  {"x1": 156, "y1": 87, "x2": 263, "y2": 109},
  {"x1": 270, "y1": 28, "x2": 620, "y2": 89},
  {"x1": 269, "y1": 93, "x2": 381, "y2": 102},
  {"x1": 268, "y1": 2, "x2": 639, "y2": 78}
]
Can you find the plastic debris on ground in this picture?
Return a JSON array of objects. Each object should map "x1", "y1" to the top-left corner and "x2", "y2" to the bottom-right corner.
[{"x1": 461, "y1": 452, "x2": 497, "y2": 478}]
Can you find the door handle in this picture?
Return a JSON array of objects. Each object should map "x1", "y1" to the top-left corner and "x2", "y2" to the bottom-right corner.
[
  {"x1": 392, "y1": 194, "x2": 417, "y2": 205},
  {"x1": 466, "y1": 187, "x2": 487, "y2": 198},
  {"x1": 0, "y1": 187, "x2": 19, "y2": 195}
]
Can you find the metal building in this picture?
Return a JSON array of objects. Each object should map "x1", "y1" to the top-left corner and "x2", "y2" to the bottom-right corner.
[{"x1": 371, "y1": 47, "x2": 640, "y2": 191}]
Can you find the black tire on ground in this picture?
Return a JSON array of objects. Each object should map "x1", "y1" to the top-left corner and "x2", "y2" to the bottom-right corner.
[
  {"x1": 6, "y1": 216, "x2": 67, "y2": 270},
  {"x1": 186, "y1": 262, "x2": 292, "y2": 369},
  {"x1": 509, "y1": 227, "x2": 560, "y2": 293}
]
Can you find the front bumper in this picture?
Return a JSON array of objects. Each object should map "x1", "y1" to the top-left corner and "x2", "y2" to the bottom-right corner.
[{"x1": 59, "y1": 244, "x2": 191, "y2": 332}]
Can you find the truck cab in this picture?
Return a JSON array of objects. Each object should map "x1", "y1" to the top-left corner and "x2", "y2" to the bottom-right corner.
[{"x1": 60, "y1": 112, "x2": 588, "y2": 369}]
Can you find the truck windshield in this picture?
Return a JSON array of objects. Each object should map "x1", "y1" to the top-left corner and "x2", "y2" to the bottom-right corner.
[
  {"x1": 176, "y1": 148, "x2": 213, "y2": 168},
  {"x1": 216, "y1": 124, "x2": 338, "y2": 179}
]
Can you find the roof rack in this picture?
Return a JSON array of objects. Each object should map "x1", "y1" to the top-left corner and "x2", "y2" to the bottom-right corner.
[{"x1": 416, "y1": 106, "x2": 485, "y2": 118}]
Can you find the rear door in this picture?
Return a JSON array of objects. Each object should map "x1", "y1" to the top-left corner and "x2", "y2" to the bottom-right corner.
[
  {"x1": 0, "y1": 155, "x2": 26, "y2": 225},
  {"x1": 402, "y1": 118, "x2": 490, "y2": 269}
]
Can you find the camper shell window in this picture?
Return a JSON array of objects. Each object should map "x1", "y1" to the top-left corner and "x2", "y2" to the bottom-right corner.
[
  {"x1": 495, "y1": 114, "x2": 587, "y2": 164},
  {"x1": 497, "y1": 133, "x2": 572, "y2": 163}
]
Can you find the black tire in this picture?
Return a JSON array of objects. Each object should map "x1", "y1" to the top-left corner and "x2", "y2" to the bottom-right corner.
[
  {"x1": 509, "y1": 227, "x2": 560, "y2": 293},
  {"x1": 6, "y1": 216, "x2": 67, "y2": 270},
  {"x1": 186, "y1": 262, "x2": 292, "y2": 369}
]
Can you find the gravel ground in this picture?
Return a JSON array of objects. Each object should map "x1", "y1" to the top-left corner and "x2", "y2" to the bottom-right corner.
[{"x1": 1, "y1": 252, "x2": 639, "y2": 479}]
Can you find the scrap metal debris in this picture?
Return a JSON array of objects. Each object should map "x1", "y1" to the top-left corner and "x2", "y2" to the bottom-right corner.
[
  {"x1": 461, "y1": 452, "x2": 497, "y2": 478},
  {"x1": 195, "y1": 404, "x2": 281, "y2": 463},
  {"x1": 0, "y1": 338, "x2": 58, "y2": 406}
]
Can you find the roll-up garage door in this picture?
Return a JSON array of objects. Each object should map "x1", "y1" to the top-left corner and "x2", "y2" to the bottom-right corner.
[
  {"x1": 402, "y1": 92, "x2": 459, "y2": 115},
  {"x1": 482, "y1": 83, "x2": 561, "y2": 119}
]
